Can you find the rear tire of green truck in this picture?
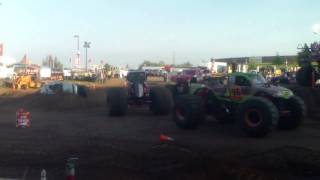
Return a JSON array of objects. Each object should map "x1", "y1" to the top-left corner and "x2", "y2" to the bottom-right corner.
[
  {"x1": 236, "y1": 97, "x2": 278, "y2": 137},
  {"x1": 278, "y1": 96, "x2": 305, "y2": 130},
  {"x1": 173, "y1": 95, "x2": 205, "y2": 129}
]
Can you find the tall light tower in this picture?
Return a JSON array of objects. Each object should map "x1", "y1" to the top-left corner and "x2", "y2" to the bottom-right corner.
[
  {"x1": 83, "y1": 41, "x2": 91, "y2": 72},
  {"x1": 73, "y1": 35, "x2": 80, "y2": 67},
  {"x1": 172, "y1": 51, "x2": 175, "y2": 65}
]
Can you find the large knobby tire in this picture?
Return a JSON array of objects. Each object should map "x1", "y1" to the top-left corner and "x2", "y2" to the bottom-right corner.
[
  {"x1": 165, "y1": 83, "x2": 190, "y2": 101},
  {"x1": 278, "y1": 96, "x2": 306, "y2": 130},
  {"x1": 150, "y1": 86, "x2": 173, "y2": 115},
  {"x1": 106, "y1": 88, "x2": 128, "y2": 116},
  {"x1": 204, "y1": 92, "x2": 234, "y2": 124},
  {"x1": 236, "y1": 97, "x2": 278, "y2": 137},
  {"x1": 173, "y1": 95, "x2": 205, "y2": 129}
]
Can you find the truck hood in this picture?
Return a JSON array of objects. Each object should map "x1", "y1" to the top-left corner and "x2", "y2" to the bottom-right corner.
[{"x1": 255, "y1": 84, "x2": 293, "y2": 99}]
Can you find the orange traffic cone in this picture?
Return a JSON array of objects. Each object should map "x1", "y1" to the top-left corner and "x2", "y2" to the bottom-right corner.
[{"x1": 160, "y1": 133, "x2": 174, "y2": 142}]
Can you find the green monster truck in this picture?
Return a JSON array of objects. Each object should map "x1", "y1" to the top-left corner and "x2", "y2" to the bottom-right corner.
[{"x1": 172, "y1": 72, "x2": 306, "y2": 137}]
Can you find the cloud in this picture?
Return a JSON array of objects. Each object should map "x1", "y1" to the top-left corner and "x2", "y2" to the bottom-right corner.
[{"x1": 312, "y1": 23, "x2": 320, "y2": 34}]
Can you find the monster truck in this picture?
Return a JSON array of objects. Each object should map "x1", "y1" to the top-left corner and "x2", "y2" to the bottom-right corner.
[
  {"x1": 166, "y1": 68, "x2": 206, "y2": 99},
  {"x1": 172, "y1": 73, "x2": 306, "y2": 137},
  {"x1": 106, "y1": 70, "x2": 173, "y2": 116}
]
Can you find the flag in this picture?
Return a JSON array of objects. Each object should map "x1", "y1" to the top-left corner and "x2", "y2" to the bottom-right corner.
[{"x1": 0, "y1": 43, "x2": 3, "y2": 56}]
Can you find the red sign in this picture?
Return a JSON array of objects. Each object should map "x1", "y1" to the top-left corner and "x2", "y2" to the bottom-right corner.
[
  {"x1": 16, "y1": 108, "x2": 30, "y2": 128},
  {"x1": 230, "y1": 86, "x2": 243, "y2": 100}
]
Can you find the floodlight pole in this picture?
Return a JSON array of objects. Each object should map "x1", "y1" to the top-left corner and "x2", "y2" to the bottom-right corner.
[
  {"x1": 74, "y1": 35, "x2": 80, "y2": 67},
  {"x1": 83, "y1": 41, "x2": 91, "y2": 72}
]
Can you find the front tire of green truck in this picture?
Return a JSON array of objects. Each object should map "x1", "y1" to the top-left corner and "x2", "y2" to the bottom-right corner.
[
  {"x1": 236, "y1": 97, "x2": 278, "y2": 137},
  {"x1": 278, "y1": 96, "x2": 305, "y2": 130},
  {"x1": 173, "y1": 95, "x2": 205, "y2": 129}
]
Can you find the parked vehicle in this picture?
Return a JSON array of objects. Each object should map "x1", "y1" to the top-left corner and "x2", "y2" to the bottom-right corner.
[
  {"x1": 169, "y1": 68, "x2": 203, "y2": 83},
  {"x1": 40, "y1": 81, "x2": 88, "y2": 97},
  {"x1": 106, "y1": 70, "x2": 173, "y2": 116},
  {"x1": 6, "y1": 74, "x2": 42, "y2": 89},
  {"x1": 171, "y1": 72, "x2": 306, "y2": 137}
]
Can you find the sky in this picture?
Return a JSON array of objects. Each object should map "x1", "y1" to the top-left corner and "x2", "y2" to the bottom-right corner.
[{"x1": 0, "y1": 0, "x2": 319, "y2": 68}]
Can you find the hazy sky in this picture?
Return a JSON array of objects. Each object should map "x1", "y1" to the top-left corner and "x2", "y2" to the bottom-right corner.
[{"x1": 0, "y1": 0, "x2": 319, "y2": 68}]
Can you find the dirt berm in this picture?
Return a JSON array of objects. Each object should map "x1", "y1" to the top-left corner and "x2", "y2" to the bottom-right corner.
[{"x1": 0, "y1": 88, "x2": 106, "y2": 111}]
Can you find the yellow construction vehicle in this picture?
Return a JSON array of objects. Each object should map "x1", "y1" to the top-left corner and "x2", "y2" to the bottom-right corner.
[{"x1": 12, "y1": 75, "x2": 42, "y2": 89}]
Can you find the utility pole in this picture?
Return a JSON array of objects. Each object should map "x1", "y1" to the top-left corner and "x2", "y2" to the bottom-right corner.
[
  {"x1": 172, "y1": 51, "x2": 175, "y2": 65},
  {"x1": 83, "y1": 41, "x2": 91, "y2": 72},
  {"x1": 74, "y1": 35, "x2": 80, "y2": 67}
]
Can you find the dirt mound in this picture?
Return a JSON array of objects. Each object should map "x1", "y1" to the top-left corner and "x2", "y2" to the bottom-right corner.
[
  {"x1": 0, "y1": 88, "x2": 106, "y2": 111},
  {"x1": 27, "y1": 94, "x2": 95, "y2": 111}
]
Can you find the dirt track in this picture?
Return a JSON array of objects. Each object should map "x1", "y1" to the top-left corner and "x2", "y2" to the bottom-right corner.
[{"x1": 0, "y1": 79, "x2": 320, "y2": 180}]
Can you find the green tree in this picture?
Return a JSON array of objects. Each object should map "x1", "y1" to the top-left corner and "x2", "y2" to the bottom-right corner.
[
  {"x1": 42, "y1": 55, "x2": 52, "y2": 67},
  {"x1": 53, "y1": 56, "x2": 63, "y2": 70},
  {"x1": 272, "y1": 54, "x2": 284, "y2": 66},
  {"x1": 287, "y1": 56, "x2": 299, "y2": 67},
  {"x1": 174, "y1": 61, "x2": 193, "y2": 68},
  {"x1": 104, "y1": 63, "x2": 112, "y2": 71},
  {"x1": 248, "y1": 62, "x2": 257, "y2": 70},
  {"x1": 158, "y1": 60, "x2": 165, "y2": 66},
  {"x1": 138, "y1": 60, "x2": 166, "y2": 69},
  {"x1": 42, "y1": 55, "x2": 63, "y2": 69},
  {"x1": 298, "y1": 43, "x2": 312, "y2": 67}
]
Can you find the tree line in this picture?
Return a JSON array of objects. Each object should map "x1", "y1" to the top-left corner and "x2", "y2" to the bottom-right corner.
[
  {"x1": 247, "y1": 54, "x2": 299, "y2": 71},
  {"x1": 42, "y1": 55, "x2": 63, "y2": 70},
  {"x1": 138, "y1": 60, "x2": 193, "y2": 69}
]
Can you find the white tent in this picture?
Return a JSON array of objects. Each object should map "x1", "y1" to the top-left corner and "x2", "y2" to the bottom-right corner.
[
  {"x1": 0, "y1": 56, "x2": 16, "y2": 66},
  {"x1": 0, "y1": 56, "x2": 16, "y2": 78}
]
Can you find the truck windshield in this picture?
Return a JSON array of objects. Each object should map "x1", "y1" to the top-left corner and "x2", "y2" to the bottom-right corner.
[
  {"x1": 251, "y1": 74, "x2": 267, "y2": 85},
  {"x1": 127, "y1": 72, "x2": 146, "y2": 82}
]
